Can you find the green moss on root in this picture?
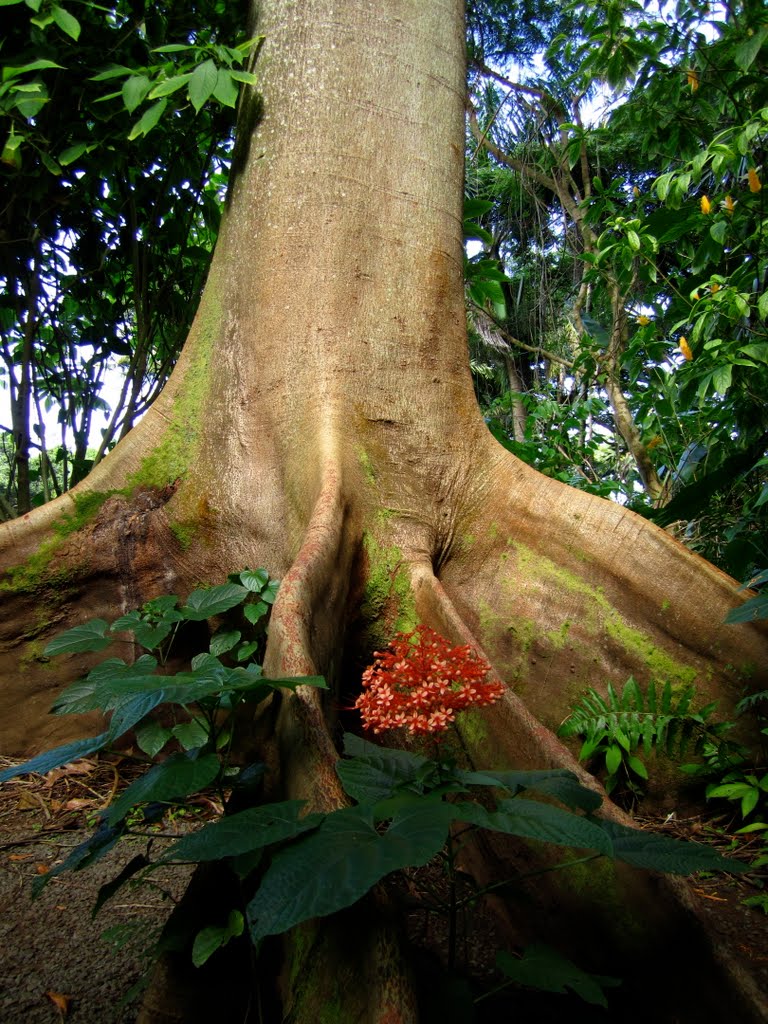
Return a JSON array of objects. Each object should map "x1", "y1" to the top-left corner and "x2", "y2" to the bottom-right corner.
[
  {"x1": 0, "y1": 490, "x2": 113, "y2": 595},
  {"x1": 511, "y1": 541, "x2": 697, "y2": 686},
  {"x1": 360, "y1": 533, "x2": 417, "y2": 650},
  {"x1": 128, "y1": 286, "x2": 221, "y2": 489}
]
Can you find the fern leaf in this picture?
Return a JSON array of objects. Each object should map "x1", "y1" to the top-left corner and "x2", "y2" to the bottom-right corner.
[
  {"x1": 646, "y1": 680, "x2": 658, "y2": 715},
  {"x1": 675, "y1": 685, "x2": 695, "y2": 717}
]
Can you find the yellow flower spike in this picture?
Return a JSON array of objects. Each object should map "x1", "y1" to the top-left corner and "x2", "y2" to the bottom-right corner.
[
  {"x1": 700, "y1": 195, "x2": 711, "y2": 214},
  {"x1": 724, "y1": 195, "x2": 734, "y2": 215},
  {"x1": 748, "y1": 168, "x2": 762, "y2": 193},
  {"x1": 692, "y1": 291, "x2": 700, "y2": 301},
  {"x1": 636, "y1": 315, "x2": 651, "y2": 326},
  {"x1": 680, "y1": 337, "x2": 694, "y2": 361},
  {"x1": 710, "y1": 283, "x2": 720, "y2": 294},
  {"x1": 686, "y1": 68, "x2": 699, "y2": 92},
  {"x1": 646, "y1": 435, "x2": 663, "y2": 452}
]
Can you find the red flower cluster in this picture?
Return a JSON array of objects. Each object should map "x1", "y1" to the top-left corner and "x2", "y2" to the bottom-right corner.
[{"x1": 355, "y1": 625, "x2": 504, "y2": 735}]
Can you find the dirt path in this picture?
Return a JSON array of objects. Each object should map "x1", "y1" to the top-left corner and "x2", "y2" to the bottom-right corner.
[{"x1": 0, "y1": 759, "x2": 196, "y2": 1024}]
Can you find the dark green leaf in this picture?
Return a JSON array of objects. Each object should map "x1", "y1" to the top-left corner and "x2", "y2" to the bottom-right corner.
[
  {"x1": 598, "y1": 820, "x2": 747, "y2": 874},
  {"x1": 0, "y1": 733, "x2": 108, "y2": 784},
  {"x1": 135, "y1": 719, "x2": 172, "y2": 758},
  {"x1": 122, "y1": 75, "x2": 151, "y2": 114},
  {"x1": 128, "y1": 99, "x2": 167, "y2": 140},
  {"x1": 452, "y1": 798, "x2": 613, "y2": 855},
  {"x1": 192, "y1": 911, "x2": 244, "y2": 967},
  {"x1": 162, "y1": 801, "x2": 321, "y2": 862},
  {"x1": 51, "y1": 5, "x2": 80, "y2": 40},
  {"x1": 248, "y1": 801, "x2": 453, "y2": 940},
  {"x1": 44, "y1": 619, "x2": 111, "y2": 656},
  {"x1": 106, "y1": 752, "x2": 221, "y2": 826},
  {"x1": 181, "y1": 583, "x2": 249, "y2": 620},
  {"x1": 496, "y1": 945, "x2": 618, "y2": 1006},
  {"x1": 188, "y1": 59, "x2": 218, "y2": 112}
]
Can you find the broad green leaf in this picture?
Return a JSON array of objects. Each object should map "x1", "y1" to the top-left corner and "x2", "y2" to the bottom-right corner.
[
  {"x1": 132, "y1": 621, "x2": 173, "y2": 650},
  {"x1": 148, "y1": 74, "x2": 194, "y2": 100},
  {"x1": 337, "y1": 751, "x2": 429, "y2": 804},
  {"x1": 237, "y1": 568, "x2": 269, "y2": 591},
  {"x1": 181, "y1": 583, "x2": 249, "y2": 620},
  {"x1": 213, "y1": 68, "x2": 238, "y2": 107},
  {"x1": 725, "y1": 593, "x2": 768, "y2": 624},
  {"x1": 51, "y1": 5, "x2": 80, "y2": 39},
  {"x1": 758, "y1": 291, "x2": 768, "y2": 322},
  {"x1": 627, "y1": 755, "x2": 648, "y2": 780},
  {"x1": 244, "y1": 600, "x2": 268, "y2": 624},
  {"x1": 734, "y1": 25, "x2": 768, "y2": 71},
  {"x1": 162, "y1": 801, "x2": 322, "y2": 862},
  {"x1": 122, "y1": 75, "x2": 151, "y2": 114},
  {"x1": 0, "y1": 733, "x2": 108, "y2": 784},
  {"x1": 739, "y1": 344, "x2": 768, "y2": 364},
  {"x1": 172, "y1": 719, "x2": 210, "y2": 750},
  {"x1": 90, "y1": 65, "x2": 132, "y2": 81},
  {"x1": 135, "y1": 719, "x2": 172, "y2": 758},
  {"x1": 106, "y1": 751, "x2": 221, "y2": 825},
  {"x1": 626, "y1": 229, "x2": 640, "y2": 251},
  {"x1": 605, "y1": 744, "x2": 622, "y2": 776},
  {"x1": 108, "y1": 691, "x2": 167, "y2": 739},
  {"x1": 210, "y1": 630, "x2": 241, "y2": 656},
  {"x1": 712, "y1": 364, "x2": 732, "y2": 395},
  {"x1": 33, "y1": 819, "x2": 123, "y2": 895},
  {"x1": 452, "y1": 798, "x2": 613, "y2": 855},
  {"x1": 188, "y1": 59, "x2": 218, "y2": 112},
  {"x1": 59, "y1": 142, "x2": 87, "y2": 165},
  {"x1": 44, "y1": 619, "x2": 111, "y2": 656},
  {"x1": 229, "y1": 70, "x2": 258, "y2": 85},
  {"x1": 496, "y1": 945, "x2": 618, "y2": 1006},
  {"x1": 464, "y1": 198, "x2": 494, "y2": 218},
  {"x1": 235, "y1": 641, "x2": 259, "y2": 661},
  {"x1": 152, "y1": 44, "x2": 194, "y2": 53},
  {"x1": 709, "y1": 220, "x2": 727, "y2": 245},
  {"x1": 339, "y1": 733, "x2": 431, "y2": 802},
  {"x1": 450, "y1": 768, "x2": 602, "y2": 812},
  {"x1": 598, "y1": 820, "x2": 746, "y2": 874},
  {"x1": 5, "y1": 59, "x2": 63, "y2": 75},
  {"x1": 248, "y1": 801, "x2": 453, "y2": 940},
  {"x1": 263, "y1": 675, "x2": 327, "y2": 691},
  {"x1": 192, "y1": 911, "x2": 244, "y2": 967},
  {"x1": 40, "y1": 153, "x2": 60, "y2": 175},
  {"x1": 128, "y1": 99, "x2": 167, "y2": 140}
]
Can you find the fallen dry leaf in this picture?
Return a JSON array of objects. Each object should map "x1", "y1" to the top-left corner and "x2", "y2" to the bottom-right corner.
[
  {"x1": 7, "y1": 853, "x2": 31, "y2": 862},
  {"x1": 45, "y1": 991, "x2": 73, "y2": 1015},
  {"x1": 64, "y1": 798, "x2": 97, "y2": 811},
  {"x1": 35, "y1": 863, "x2": 50, "y2": 875}
]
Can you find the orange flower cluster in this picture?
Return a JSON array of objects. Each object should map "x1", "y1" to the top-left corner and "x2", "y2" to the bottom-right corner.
[{"x1": 355, "y1": 626, "x2": 503, "y2": 735}]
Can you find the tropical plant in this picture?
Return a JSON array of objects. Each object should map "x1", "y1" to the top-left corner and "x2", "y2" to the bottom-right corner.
[{"x1": 559, "y1": 677, "x2": 730, "y2": 800}]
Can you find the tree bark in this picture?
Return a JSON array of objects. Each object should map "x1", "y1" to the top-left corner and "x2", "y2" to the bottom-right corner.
[{"x1": 1, "y1": 1, "x2": 767, "y2": 1021}]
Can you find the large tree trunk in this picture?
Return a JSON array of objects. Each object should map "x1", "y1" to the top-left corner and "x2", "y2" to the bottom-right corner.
[{"x1": 1, "y1": 1, "x2": 767, "y2": 1021}]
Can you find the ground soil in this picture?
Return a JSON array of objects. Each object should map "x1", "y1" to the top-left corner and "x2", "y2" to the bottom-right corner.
[{"x1": 1, "y1": 757, "x2": 768, "y2": 1024}]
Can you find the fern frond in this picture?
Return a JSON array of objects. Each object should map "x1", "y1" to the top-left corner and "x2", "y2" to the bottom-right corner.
[{"x1": 559, "y1": 678, "x2": 725, "y2": 766}]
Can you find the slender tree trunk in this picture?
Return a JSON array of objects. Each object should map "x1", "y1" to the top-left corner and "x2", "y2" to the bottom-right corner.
[{"x1": 1, "y1": 1, "x2": 767, "y2": 1021}]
